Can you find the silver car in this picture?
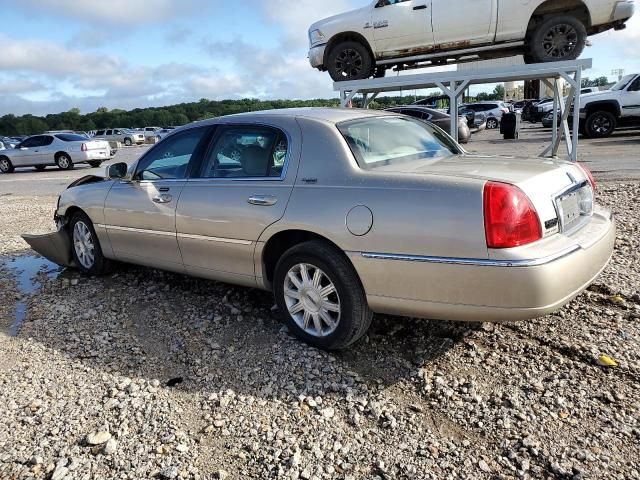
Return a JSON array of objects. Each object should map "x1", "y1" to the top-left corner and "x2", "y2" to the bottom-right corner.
[
  {"x1": 93, "y1": 128, "x2": 145, "y2": 146},
  {"x1": 462, "y1": 102, "x2": 511, "y2": 129},
  {"x1": 23, "y1": 108, "x2": 615, "y2": 350},
  {"x1": 0, "y1": 133, "x2": 111, "y2": 173}
]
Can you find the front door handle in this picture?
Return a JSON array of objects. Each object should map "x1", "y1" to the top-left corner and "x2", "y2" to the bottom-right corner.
[
  {"x1": 248, "y1": 195, "x2": 277, "y2": 206},
  {"x1": 413, "y1": 4, "x2": 427, "y2": 9},
  {"x1": 152, "y1": 193, "x2": 173, "y2": 204}
]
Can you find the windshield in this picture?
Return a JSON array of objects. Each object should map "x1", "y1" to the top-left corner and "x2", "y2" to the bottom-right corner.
[
  {"x1": 612, "y1": 74, "x2": 635, "y2": 91},
  {"x1": 337, "y1": 116, "x2": 461, "y2": 170}
]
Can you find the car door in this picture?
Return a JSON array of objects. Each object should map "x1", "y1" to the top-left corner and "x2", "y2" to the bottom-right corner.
[
  {"x1": 176, "y1": 119, "x2": 301, "y2": 286},
  {"x1": 37, "y1": 135, "x2": 56, "y2": 165},
  {"x1": 103, "y1": 126, "x2": 213, "y2": 273},
  {"x1": 371, "y1": 0, "x2": 434, "y2": 55},
  {"x1": 12, "y1": 136, "x2": 45, "y2": 166},
  {"x1": 621, "y1": 75, "x2": 640, "y2": 117},
  {"x1": 432, "y1": 0, "x2": 495, "y2": 46}
]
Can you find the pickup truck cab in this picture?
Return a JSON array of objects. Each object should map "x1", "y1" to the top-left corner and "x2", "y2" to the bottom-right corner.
[
  {"x1": 579, "y1": 73, "x2": 640, "y2": 138},
  {"x1": 309, "y1": 0, "x2": 635, "y2": 81}
]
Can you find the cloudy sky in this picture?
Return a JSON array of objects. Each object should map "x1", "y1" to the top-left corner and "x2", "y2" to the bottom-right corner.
[{"x1": 0, "y1": 0, "x2": 638, "y2": 116}]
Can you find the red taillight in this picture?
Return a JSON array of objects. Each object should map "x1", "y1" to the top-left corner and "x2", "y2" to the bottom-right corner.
[
  {"x1": 483, "y1": 182, "x2": 542, "y2": 249},
  {"x1": 81, "y1": 143, "x2": 87, "y2": 152},
  {"x1": 577, "y1": 163, "x2": 596, "y2": 192}
]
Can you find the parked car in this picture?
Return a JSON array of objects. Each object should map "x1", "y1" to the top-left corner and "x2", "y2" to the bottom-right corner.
[
  {"x1": 0, "y1": 136, "x2": 16, "y2": 149},
  {"x1": 155, "y1": 128, "x2": 175, "y2": 141},
  {"x1": 308, "y1": 0, "x2": 635, "y2": 81},
  {"x1": 578, "y1": 73, "x2": 640, "y2": 138},
  {"x1": 0, "y1": 133, "x2": 111, "y2": 173},
  {"x1": 143, "y1": 127, "x2": 162, "y2": 142},
  {"x1": 542, "y1": 110, "x2": 559, "y2": 128},
  {"x1": 23, "y1": 108, "x2": 614, "y2": 350},
  {"x1": 411, "y1": 97, "x2": 486, "y2": 131},
  {"x1": 462, "y1": 102, "x2": 510, "y2": 129},
  {"x1": 385, "y1": 106, "x2": 471, "y2": 143},
  {"x1": 93, "y1": 128, "x2": 145, "y2": 146}
]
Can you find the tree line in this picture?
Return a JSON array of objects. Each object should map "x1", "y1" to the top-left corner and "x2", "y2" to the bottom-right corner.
[{"x1": 0, "y1": 89, "x2": 507, "y2": 136}]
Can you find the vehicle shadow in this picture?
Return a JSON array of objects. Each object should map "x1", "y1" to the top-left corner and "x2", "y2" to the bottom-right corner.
[{"x1": 3, "y1": 251, "x2": 479, "y2": 401}]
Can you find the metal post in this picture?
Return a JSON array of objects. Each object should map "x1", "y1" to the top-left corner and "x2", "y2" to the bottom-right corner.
[{"x1": 571, "y1": 67, "x2": 582, "y2": 162}]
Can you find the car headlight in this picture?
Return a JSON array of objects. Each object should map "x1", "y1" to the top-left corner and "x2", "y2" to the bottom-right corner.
[{"x1": 309, "y1": 29, "x2": 325, "y2": 46}]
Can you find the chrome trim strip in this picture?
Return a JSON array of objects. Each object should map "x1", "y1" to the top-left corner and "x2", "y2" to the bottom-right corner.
[
  {"x1": 361, "y1": 246, "x2": 581, "y2": 268},
  {"x1": 177, "y1": 233, "x2": 252, "y2": 245},
  {"x1": 99, "y1": 225, "x2": 176, "y2": 237},
  {"x1": 96, "y1": 224, "x2": 253, "y2": 245}
]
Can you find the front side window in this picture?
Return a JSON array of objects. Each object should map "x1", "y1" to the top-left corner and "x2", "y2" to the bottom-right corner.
[
  {"x1": 627, "y1": 76, "x2": 640, "y2": 92},
  {"x1": 612, "y1": 74, "x2": 635, "y2": 91},
  {"x1": 41, "y1": 136, "x2": 54, "y2": 146},
  {"x1": 199, "y1": 126, "x2": 288, "y2": 179},
  {"x1": 378, "y1": 0, "x2": 410, "y2": 6},
  {"x1": 338, "y1": 116, "x2": 461, "y2": 170},
  {"x1": 135, "y1": 127, "x2": 209, "y2": 181},
  {"x1": 20, "y1": 137, "x2": 40, "y2": 148}
]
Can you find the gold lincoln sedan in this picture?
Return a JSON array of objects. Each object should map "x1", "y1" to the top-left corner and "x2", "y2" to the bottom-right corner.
[{"x1": 24, "y1": 108, "x2": 615, "y2": 350}]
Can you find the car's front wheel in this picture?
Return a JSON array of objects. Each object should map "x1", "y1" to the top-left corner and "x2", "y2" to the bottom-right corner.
[
  {"x1": 584, "y1": 111, "x2": 617, "y2": 138},
  {"x1": 56, "y1": 153, "x2": 74, "y2": 170},
  {"x1": 527, "y1": 15, "x2": 587, "y2": 63},
  {"x1": 486, "y1": 118, "x2": 499, "y2": 129},
  {"x1": 0, "y1": 157, "x2": 15, "y2": 173},
  {"x1": 327, "y1": 41, "x2": 374, "y2": 82},
  {"x1": 124, "y1": 138, "x2": 133, "y2": 146},
  {"x1": 69, "y1": 211, "x2": 112, "y2": 275},
  {"x1": 274, "y1": 240, "x2": 372, "y2": 350}
]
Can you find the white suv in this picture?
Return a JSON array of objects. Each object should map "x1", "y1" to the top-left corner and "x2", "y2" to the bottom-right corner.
[{"x1": 309, "y1": 0, "x2": 635, "y2": 81}]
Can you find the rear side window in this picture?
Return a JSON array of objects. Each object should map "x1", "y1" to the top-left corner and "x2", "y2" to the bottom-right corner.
[
  {"x1": 199, "y1": 126, "x2": 288, "y2": 179},
  {"x1": 55, "y1": 134, "x2": 87, "y2": 142},
  {"x1": 95, "y1": 130, "x2": 105, "y2": 136}
]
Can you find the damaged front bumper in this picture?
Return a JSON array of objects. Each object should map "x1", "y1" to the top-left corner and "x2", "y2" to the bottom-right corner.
[{"x1": 22, "y1": 227, "x2": 75, "y2": 268}]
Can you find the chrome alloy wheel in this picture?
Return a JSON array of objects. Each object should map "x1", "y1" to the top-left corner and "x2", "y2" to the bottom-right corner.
[
  {"x1": 283, "y1": 263, "x2": 341, "y2": 338},
  {"x1": 73, "y1": 221, "x2": 95, "y2": 269},
  {"x1": 0, "y1": 158, "x2": 10, "y2": 172},
  {"x1": 57, "y1": 155, "x2": 71, "y2": 169}
]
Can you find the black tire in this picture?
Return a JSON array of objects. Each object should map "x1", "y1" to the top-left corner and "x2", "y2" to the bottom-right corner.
[
  {"x1": 486, "y1": 118, "x2": 499, "y2": 129},
  {"x1": 69, "y1": 211, "x2": 113, "y2": 275},
  {"x1": 0, "y1": 157, "x2": 14, "y2": 173},
  {"x1": 528, "y1": 15, "x2": 587, "y2": 63},
  {"x1": 34, "y1": 165, "x2": 46, "y2": 171},
  {"x1": 327, "y1": 41, "x2": 374, "y2": 82},
  {"x1": 273, "y1": 240, "x2": 373, "y2": 350},
  {"x1": 55, "y1": 153, "x2": 74, "y2": 170},
  {"x1": 88, "y1": 161, "x2": 103, "y2": 168},
  {"x1": 124, "y1": 138, "x2": 133, "y2": 147},
  {"x1": 584, "y1": 110, "x2": 617, "y2": 138}
]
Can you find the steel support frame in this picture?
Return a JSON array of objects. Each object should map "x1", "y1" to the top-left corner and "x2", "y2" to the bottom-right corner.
[{"x1": 336, "y1": 59, "x2": 591, "y2": 162}]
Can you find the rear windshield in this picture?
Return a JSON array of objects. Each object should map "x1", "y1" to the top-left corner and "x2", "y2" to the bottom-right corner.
[
  {"x1": 337, "y1": 116, "x2": 461, "y2": 170},
  {"x1": 55, "y1": 134, "x2": 88, "y2": 142}
]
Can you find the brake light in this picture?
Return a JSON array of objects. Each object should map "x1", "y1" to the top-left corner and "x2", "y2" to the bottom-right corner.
[
  {"x1": 483, "y1": 182, "x2": 542, "y2": 249},
  {"x1": 577, "y1": 163, "x2": 596, "y2": 192},
  {"x1": 81, "y1": 143, "x2": 87, "y2": 152}
]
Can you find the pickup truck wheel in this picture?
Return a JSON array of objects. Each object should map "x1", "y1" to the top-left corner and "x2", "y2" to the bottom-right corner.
[
  {"x1": 124, "y1": 138, "x2": 133, "y2": 146},
  {"x1": 274, "y1": 240, "x2": 373, "y2": 350},
  {"x1": 88, "y1": 161, "x2": 103, "y2": 168},
  {"x1": 55, "y1": 153, "x2": 74, "y2": 170},
  {"x1": 585, "y1": 111, "x2": 617, "y2": 138},
  {"x1": 328, "y1": 41, "x2": 373, "y2": 82},
  {"x1": 0, "y1": 157, "x2": 14, "y2": 173},
  {"x1": 69, "y1": 211, "x2": 113, "y2": 275},
  {"x1": 528, "y1": 15, "x2": 587, "y2": 63}
]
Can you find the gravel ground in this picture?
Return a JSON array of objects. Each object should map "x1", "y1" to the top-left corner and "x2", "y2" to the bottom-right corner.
[{"x1": 0, "y1": 182, "x2": 639, "y2": 480}]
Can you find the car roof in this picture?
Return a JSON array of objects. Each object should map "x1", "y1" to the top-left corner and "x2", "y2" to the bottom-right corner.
[
  {"x1": 386, "y1": 105, "x2": 448, "y2": 117},
  {"x1": 190, "y1": 107, "x2": 392, "y2": 128}
]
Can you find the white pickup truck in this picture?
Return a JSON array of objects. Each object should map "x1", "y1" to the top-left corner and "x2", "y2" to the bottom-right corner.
[
  {"x1": 309, "y1": 0, "x2": 635, "y2": 82},
  {"x1": 578, "y1": 73, "x2": 640, "y2": 138}
]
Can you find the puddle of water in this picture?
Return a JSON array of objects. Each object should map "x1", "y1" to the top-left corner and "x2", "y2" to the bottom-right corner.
[{"x1": 2, "y1": 255, "x2": 62, "y2": 336}]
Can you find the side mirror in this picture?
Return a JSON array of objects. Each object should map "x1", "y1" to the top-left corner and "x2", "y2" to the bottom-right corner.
[
  {"x1": 106, "y1": 162, "x2": 129, "y2": 180},
  {"x1": 375, "y1": 0, "x2": 387, "y2": 7}
]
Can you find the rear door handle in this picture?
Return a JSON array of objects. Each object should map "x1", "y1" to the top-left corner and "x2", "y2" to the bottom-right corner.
[
  {"x1": 248, "y1": 195, "x2": 277, "y2": 206},
  {"x1": 152, "y1": 193, "x2": 173, "y2": 204},
  {"x1": 413, "y1": 4, "x2": 427, "y2": 9}
]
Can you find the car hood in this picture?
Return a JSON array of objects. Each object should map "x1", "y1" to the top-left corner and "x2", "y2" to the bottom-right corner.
[
  {"x1": 309, "y1": 6, "x2": 370, "y2": 34},
  {"x1": 579, "y1": 90, "x2": 615, "y2": 105}
]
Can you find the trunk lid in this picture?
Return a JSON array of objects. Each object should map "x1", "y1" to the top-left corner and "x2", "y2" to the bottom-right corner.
[{"x1": 85, "y1": 140, "x2": 109, "y2": 151}]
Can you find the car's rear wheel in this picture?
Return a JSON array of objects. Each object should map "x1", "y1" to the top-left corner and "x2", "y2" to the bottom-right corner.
[
  {"x1": 56, "y1": 153, "x2": 74, "y2": 170},
  {"x1": 486, "y1": 118, "x2": 499, "y2": 129},
  {"x1": 327, "y1": 41, "x2": 374, "y2": 82},
  {"x1": 88, "y1": 161, "x2": 103, "y2": 168},
  {"x1": 527, "y1": 15, "x2": 587, "y2": 63},
  {"x1": 124, "y1": 138, "x2": 133, "y2": 146},
  {"x1": 69, "y1": 211, "x2": 112, "y2": 275},
  {"x1": 584, "y1": 111, "x2": 616, "y2": 138},
  {"x1": 273, "y1": 240, "x2": 373, "y2": 350},
  {"x1": 0, "y1": 157, "x2": 14, "y2": 173}
]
